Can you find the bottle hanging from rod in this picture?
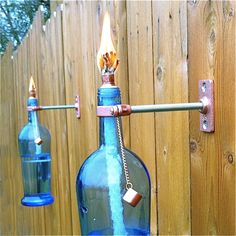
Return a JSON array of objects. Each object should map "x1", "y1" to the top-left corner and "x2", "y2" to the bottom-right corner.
[
  {"x1": 76, "y1": 77, "x2": 151, "y2": 235},
  {"x1": 18, "y1": 77, "x2": 54, "y2": 207}
]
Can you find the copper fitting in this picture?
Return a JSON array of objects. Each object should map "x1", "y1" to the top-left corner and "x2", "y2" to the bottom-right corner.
[
  {"x1": 28, "y1": 106, "x2": 42, "y2": 111},
  {"x1": 102, "y1": 74, "x2": 115, "y2": 86},
  {"x1": 199, "y1": 96, "x2": 209, "y2": 114},
  {"x1": 112, "y1": 104, "x2": 132, "y2": 117}
]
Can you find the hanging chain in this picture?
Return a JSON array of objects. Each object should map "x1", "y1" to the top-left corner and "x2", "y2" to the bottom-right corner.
[{"x1": 116, "y1": 117, "x2": 133, "y2": 190}]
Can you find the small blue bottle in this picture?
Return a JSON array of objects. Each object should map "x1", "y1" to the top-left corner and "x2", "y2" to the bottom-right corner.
[
  {"x1": 76, "y1": 74, "x2": 151, "y2": 235},
  {"x1": 18, "y1": 78, "x2": 54, "y2": 207}
]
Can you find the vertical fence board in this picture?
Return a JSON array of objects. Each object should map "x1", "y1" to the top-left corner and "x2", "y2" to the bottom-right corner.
[
  {"x1": 188, "y1": 1, "x2": 235, "y2": 234},
  {"x1": 37, "y1": 7, "x2": 72, "y2": 235},
  {"x1": 152, "y1": 1, "x2": 190, "y2": 234},
  {"x1": 62, "y1": 1, "x2": 98, "y2": 234},
  {"x1": 28, "y1": 11, "x2": 46, "y2": 234},
  {"x1": 62, "y1": 1, "x2": 82, "y2": 233},
  {"x1": 0, "y1": 46, "x2": 17, "y2": 235},
  {"x1": 126, "y1": 1, "x2": 157, "y2": 234}
]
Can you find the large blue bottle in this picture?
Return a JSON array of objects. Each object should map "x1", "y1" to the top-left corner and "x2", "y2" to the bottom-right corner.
[
  {"x1": 18, "y1": 78, "x2": 54, "y2": 207},
  {"x1": 76, "y1": 79, "x2": 151, "y2": 235}
]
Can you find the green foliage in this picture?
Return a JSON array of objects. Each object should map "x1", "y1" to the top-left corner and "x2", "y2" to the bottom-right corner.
[{"x1": 0, "y1": 0, "x2": 50, "y2": 54}]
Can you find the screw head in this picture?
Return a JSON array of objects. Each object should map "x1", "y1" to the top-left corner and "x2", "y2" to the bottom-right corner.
[
  {"x1": 201, "y1": 82, "x2": 207, "y2": 93},
  {"x1": 202, "y1": 119, "x2": 208, "y2": 130}
]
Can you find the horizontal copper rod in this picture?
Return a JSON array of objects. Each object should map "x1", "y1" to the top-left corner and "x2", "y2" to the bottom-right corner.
[
  {"x1": 27, "y1": 95, "x2": 80, "y2": 119},
  {"x1": 131, "y1": 102, "x2": 204, "y2": 113},
  {"x1": 97, "y1": 101, "x2": 206, "y2": 117},
  {"x1": 28, "y1": 105, "x2": 77, "y2": 111}
]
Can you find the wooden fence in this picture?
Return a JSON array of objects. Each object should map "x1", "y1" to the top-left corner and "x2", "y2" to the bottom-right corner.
[{"x1": 0, "y1": 0, "x2": 235, "y2": 235}]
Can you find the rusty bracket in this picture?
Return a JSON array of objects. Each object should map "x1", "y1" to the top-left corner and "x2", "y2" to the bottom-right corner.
[
  {"x1": 199, "y1": 80, "x2": 214, "y2": 133},
  {"x1": 27, "y1": 95, "x2": 81, "y2": 119}
]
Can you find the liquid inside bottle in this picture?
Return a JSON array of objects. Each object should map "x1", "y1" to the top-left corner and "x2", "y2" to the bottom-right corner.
[{"x1": 21, "y1": 153, "x2": 52, "y2": 205}]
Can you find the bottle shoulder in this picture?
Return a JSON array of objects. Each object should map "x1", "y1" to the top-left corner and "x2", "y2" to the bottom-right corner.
[
  {"x1": 77, "y1": 146, "x2": 150, "y2": 179},
  {"x1": 80, "y1": 146, "x2": 147, "y2": 167},
  {"x1": 18, "y1": 123, "x2": 50, "y2": 141}
]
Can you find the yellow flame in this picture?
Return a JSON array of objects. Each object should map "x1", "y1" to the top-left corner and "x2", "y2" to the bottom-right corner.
[
  {"x1": 29, "y1": 76, "x2": 36, "y2": 92},
  {"x1": 97, "y1": 12, "x2": 116, "y2": 71}
]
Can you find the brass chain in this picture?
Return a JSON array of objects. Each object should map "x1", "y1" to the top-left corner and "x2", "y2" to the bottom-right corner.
[{"x1": 116, "y1": 117, "x2": 133, "y2": 190}]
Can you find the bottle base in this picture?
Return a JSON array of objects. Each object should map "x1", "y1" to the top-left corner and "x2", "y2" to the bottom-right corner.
[
  {"x1": 88, "y1": 227, "x2": 149, "y2": 235},
  {"x1": 21, "y1": 193, "x2": 54, "y2": 207}
]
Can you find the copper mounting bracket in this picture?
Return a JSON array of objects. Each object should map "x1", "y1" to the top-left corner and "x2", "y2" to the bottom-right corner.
[
  {"x1": 27, "y1": 95, "x2": 81, "y2": 119},
  {"x1": 199, "y1": 80, "x2": 214, "y2": 133},
  {"x1": 96, "y1": 80, "x2": 215, "y2": 133},
  {"x1": 75, "y1": 95, "x2": 80, "y2": 119}
]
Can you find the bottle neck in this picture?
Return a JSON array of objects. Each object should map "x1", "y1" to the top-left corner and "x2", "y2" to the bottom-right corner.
[
  {"x1": 98, "y1": 87, "x2": 123, "y2": 147},
  {"x1": 28, "y1": 98, "x2": 39, "y2": 124}
]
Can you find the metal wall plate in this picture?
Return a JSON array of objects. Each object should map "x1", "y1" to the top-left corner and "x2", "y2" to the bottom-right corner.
[
  {"x1": 75, "y1": 95, "x2": 81, "y2": 119},
  {"x1": 199, "y1": 80, "x2": 215, "y2": 133}
]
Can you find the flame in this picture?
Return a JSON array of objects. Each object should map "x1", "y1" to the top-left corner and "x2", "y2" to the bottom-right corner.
[
  {"x1": 29, "y1": 76, "x2": 36, "y2": 97},
  {"x1": 97, "y1": 12, "x2": 119, "y2": 74}
]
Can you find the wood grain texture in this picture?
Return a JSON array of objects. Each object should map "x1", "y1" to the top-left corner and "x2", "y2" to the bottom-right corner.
[
  {"x1": 0, "y1": 0, "x2": 235, "y2": 235},
  {"x1": 13, "y1": 40, "x2": 37, "y2": 235},
  {"x1": 37, "y1": 6, "x2": 72, "y2": 235},
  {"x1": 126, "y1": 1, "x2": 157, "y2": 234},
  {"x1": 152, "y1": 1, "x2": 191, "y2": 234},
  {"x1": 188, "y1": 0, "x2": 235, "y2": 234},
  {"x1": 28, "y1": 11, "x2": 46, "y2": 235},
  {"x1": 0, "y1": 46, "x2": 17, "y2": 235},
  {"x1": 62, "y1": 1, "x2": 98, "y2": 233}
]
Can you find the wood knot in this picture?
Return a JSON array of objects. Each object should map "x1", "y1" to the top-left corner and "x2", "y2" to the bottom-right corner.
[
  {"x1": 190, "y1": 139, "x2": 198, "y2": 153},
  {"x1": 226, "y1": 152, "x2": 234, "y2": 164},
  {"x1": 229, "y1": 8, "x2": 234, "y2": 17},
  {"x1": 163, "y1": 148, "x2": 167, "y2": 155},
  {"x1": 156, "y1": 58, "x2": 165, "y2": 82},
  {"x1": 156, "y1": 66, "x2": 163, "y2": 81},
  {"x1": 205, "y1": 10, "x2": 217, "y2": 67},
  {"x1": 209, "y1": 29, "x2": 216, "y2": 44},
  {"x1": 223, "y1": 1, "x2": 234, "y2": 20},
  {"x1": 163, "y1": 147, "x2": 168, "y2": 159},
  {"x1": 207, "y1": 27, "x2": 217, "y2": 67},
  {"x1": 188, "y1": 0, "x2": 199, "y2": 6}
]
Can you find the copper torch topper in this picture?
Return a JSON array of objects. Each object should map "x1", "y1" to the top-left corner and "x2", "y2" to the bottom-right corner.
[
  {"x1": 29, "y1": 76, "x2": 36, "y2": 98},
  {"x1": 97, "y1": 12, "x2": 119, "y2": 86},
  {"x1": 28, "y1": 76, "x2": 43, "y2": 145}
]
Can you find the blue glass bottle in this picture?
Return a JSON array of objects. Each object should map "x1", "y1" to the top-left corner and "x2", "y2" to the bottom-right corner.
[
  {"x1": 76, "y1": 85, "x2": 151, "y2": 235},
  {"x1": 18, "y1": 82, "x2": 54, "y2": 207}
]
